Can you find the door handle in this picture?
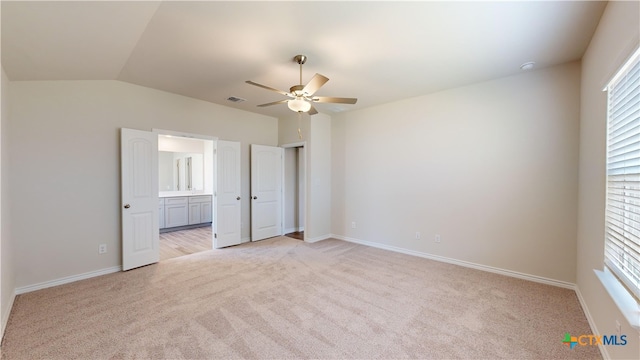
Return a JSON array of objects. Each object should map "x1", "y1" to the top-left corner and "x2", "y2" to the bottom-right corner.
[
  {"x1": 124, "y1": 204, "x2": 131, "y2": 209},
  {"x1": 236, "y1": 196, "x2": 241, "y2": 200},
  {"x1": 252, "y1": 196, "x2": 257, "y2": 200}
]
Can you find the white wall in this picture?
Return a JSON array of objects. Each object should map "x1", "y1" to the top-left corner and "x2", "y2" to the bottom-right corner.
[
  {"x1": 577, "y1": 1, "x2": 640, "y2": 359},
  {"x1": 332, "y1": 62, "x2": 581, "y2": 283},
  {"x1": 1, "y1": 66, "x2": 15, "y2": 337},
  {"x1": 9, "y1": 80, "x2": 277, "y2": 288}
]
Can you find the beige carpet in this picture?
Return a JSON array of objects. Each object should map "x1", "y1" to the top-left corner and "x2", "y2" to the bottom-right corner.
[{"x1": 2, "y1": 237, "x2": 600, "y2": 359}]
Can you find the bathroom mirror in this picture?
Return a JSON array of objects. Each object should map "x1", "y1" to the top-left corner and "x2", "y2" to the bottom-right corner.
[{"x1": 159, "y1": 151, "x2": 204, "y2": 191}]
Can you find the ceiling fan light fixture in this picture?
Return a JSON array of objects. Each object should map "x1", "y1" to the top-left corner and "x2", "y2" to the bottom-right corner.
[{"x1": 288, "y1": 98, "x2": 311, "y2": 112}]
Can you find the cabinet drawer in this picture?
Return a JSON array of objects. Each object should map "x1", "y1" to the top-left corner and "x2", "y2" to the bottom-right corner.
[
  {"x1": 164, "y1": 197, "x2": 187, "y2": 205},
  {"x1": 189, "y1": 195, "x2": 212, "y2": 204}
]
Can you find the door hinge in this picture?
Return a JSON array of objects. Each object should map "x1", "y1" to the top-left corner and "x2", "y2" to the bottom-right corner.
[{"x1": 214, "y1": 233, "x2": 217, "y2": 238}]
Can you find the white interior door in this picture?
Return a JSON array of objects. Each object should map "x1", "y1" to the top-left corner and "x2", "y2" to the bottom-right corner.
[
  {"x1": 121, "y1": 128, "x2": 159, "y2": 271},
  {"x1": 251, "y1": 144, "x2": 283, "y2": 241},
  {"x1": 215, "y1": 140, "x2": 242, "y2": 248}
]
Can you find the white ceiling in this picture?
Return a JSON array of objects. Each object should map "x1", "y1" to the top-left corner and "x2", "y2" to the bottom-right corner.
[{"x1": 1, "y1": 1, "x2": 607, "y2": 119}]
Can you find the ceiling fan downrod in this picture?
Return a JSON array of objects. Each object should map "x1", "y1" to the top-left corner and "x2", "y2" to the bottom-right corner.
[{"x1": 294, "y1": 55, "x2": 307, "y2": 86}]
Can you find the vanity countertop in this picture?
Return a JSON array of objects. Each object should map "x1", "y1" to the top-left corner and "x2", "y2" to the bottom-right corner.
[{"x1": 159, "y1": 191, "x2": 213, "y2": 198}]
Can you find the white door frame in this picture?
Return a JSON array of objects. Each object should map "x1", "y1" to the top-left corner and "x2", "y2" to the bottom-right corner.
[{"x1": 281, "y1": 141, "x2": 307, "y2": 241}]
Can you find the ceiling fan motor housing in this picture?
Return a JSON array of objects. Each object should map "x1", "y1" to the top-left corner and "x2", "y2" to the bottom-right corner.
[{"x1": 290, "y1": 85, "x2": 305, "y2": 97}]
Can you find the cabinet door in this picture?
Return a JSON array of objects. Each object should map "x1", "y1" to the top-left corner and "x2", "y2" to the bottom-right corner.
[
  {"x1": 189, "y1": 203, "x2": 202, "y2": 225},
  {"x1": 165, "y1": 204, "x2": 188, "y2": 228},
  {"x1": 159, "y1": 205, "x2": 165, "y2": 229},
  {"x1": 201, "y1": 201, "x2": 212, "y2": 223}
]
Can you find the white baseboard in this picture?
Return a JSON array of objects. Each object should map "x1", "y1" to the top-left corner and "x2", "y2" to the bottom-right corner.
[
  {"x1": 305, "y1": 234, "x2": 332, "y2": 243},
  {"x1": 332, "y1": 234, "x2": 576, "y2": 290},
  {"x1": 575, "y1": 286, "x2": 609, "y2": 360},
  {"x1": 15, "y1": 266, "x2": 121, "y2": 295},
  {"x1": 1, "y1": 289, "x2": 16, "y2": 343}
]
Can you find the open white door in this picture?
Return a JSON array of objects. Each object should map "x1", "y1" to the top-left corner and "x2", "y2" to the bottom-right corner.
[
  {"x1": 215, "y1": 140, "x2": 242, "y2": 248},
  {"x1": 121, "y1": 128, "x2": 159, "y2": 271},
  {"x1": 251, "y1": 144, "x2": 283, "y2": 241}
]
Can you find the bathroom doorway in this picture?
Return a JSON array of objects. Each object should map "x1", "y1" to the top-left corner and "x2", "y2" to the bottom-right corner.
[{"x1": 156, "y1": 130, "x2": 215, "y2": 261}]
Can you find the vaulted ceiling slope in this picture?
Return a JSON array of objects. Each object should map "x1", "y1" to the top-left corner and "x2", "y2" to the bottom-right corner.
[{"x1": 1, "y1": 1, "x2": 607, "y2": 118}]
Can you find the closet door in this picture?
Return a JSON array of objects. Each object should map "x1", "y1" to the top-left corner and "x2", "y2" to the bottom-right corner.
[{"x1": 251, "y1": 144, "x2": 283, "y2": 241}]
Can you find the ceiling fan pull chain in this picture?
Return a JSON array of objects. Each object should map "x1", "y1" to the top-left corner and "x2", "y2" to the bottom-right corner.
[{"x1": 298, "y1": 112, "x2": 303, "y2": 139}]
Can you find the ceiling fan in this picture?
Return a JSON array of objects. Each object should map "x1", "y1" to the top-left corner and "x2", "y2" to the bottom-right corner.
[{"x1": 246, "y1": 55, "x2": 357, "y2": 115}]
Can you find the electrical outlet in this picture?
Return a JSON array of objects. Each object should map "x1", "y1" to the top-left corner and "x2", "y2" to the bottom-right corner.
[
  {"x1": 435, "y1": 234, "x2": 441, "y2": 243},
  {"x1": 351, "y1": 221, "x2": 356, "y2": 229},
  {"x1": 415, "y1": 232, "x2": 421, "y2": 240},
  {"x1": 98, "y1": 244, "x2": 107, "y2": 254}
]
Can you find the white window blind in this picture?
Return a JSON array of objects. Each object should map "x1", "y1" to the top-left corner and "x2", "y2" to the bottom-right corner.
[{"x1": 605, "y1": 47, "x2": 640, "y2": 300}]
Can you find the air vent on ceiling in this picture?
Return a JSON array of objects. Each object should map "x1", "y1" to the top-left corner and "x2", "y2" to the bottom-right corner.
[{"x1": 227, "y1": 96, "x2": 246, "y2": 103}]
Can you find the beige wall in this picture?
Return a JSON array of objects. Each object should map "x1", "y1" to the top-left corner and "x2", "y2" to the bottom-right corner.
[
  {"x1": 307, "y1": 113, "x2": 332, "y2": 241},
  {"x1": 1, "y1": 66, "x2": 16, "y2": 337},
  {"x1": 9, "y1": 80, "x2": 277, "y2": 288},
  {"x1": 279, "y1": 112, "x2": 310, "y2": 147},
  {"x1": 332, "y1": 61, "x2": 581, "y2": 283},
  {"x1": 577, "y1": 1, "x2": 640, "y2": 359}
]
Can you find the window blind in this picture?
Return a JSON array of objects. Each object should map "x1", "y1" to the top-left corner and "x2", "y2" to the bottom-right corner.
[{"x1": 605, "y1": 48, "x2": 640, "y2": 299}]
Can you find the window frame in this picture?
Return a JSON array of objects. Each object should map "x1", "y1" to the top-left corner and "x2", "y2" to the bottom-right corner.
[{"x1": 603, "y1": 45, "x2": 640, "y2": 303}]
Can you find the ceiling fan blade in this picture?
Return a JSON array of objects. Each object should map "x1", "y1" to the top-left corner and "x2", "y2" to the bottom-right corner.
[
  {"x1": 246, "y1": 80, "x2": 290, "y2": 96},
  {"x1": 308, "y1": 105, "x2": 318, "y2": 115},
  {"x1": 257, "y1": 99, "x2": 289, "y2": 107},
  {"x1": 302, "y1": 73, "x2": 329, "y2": 95},
  {"x1": 312, "y1": 96, "x2": 358, "y2": 104}
]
